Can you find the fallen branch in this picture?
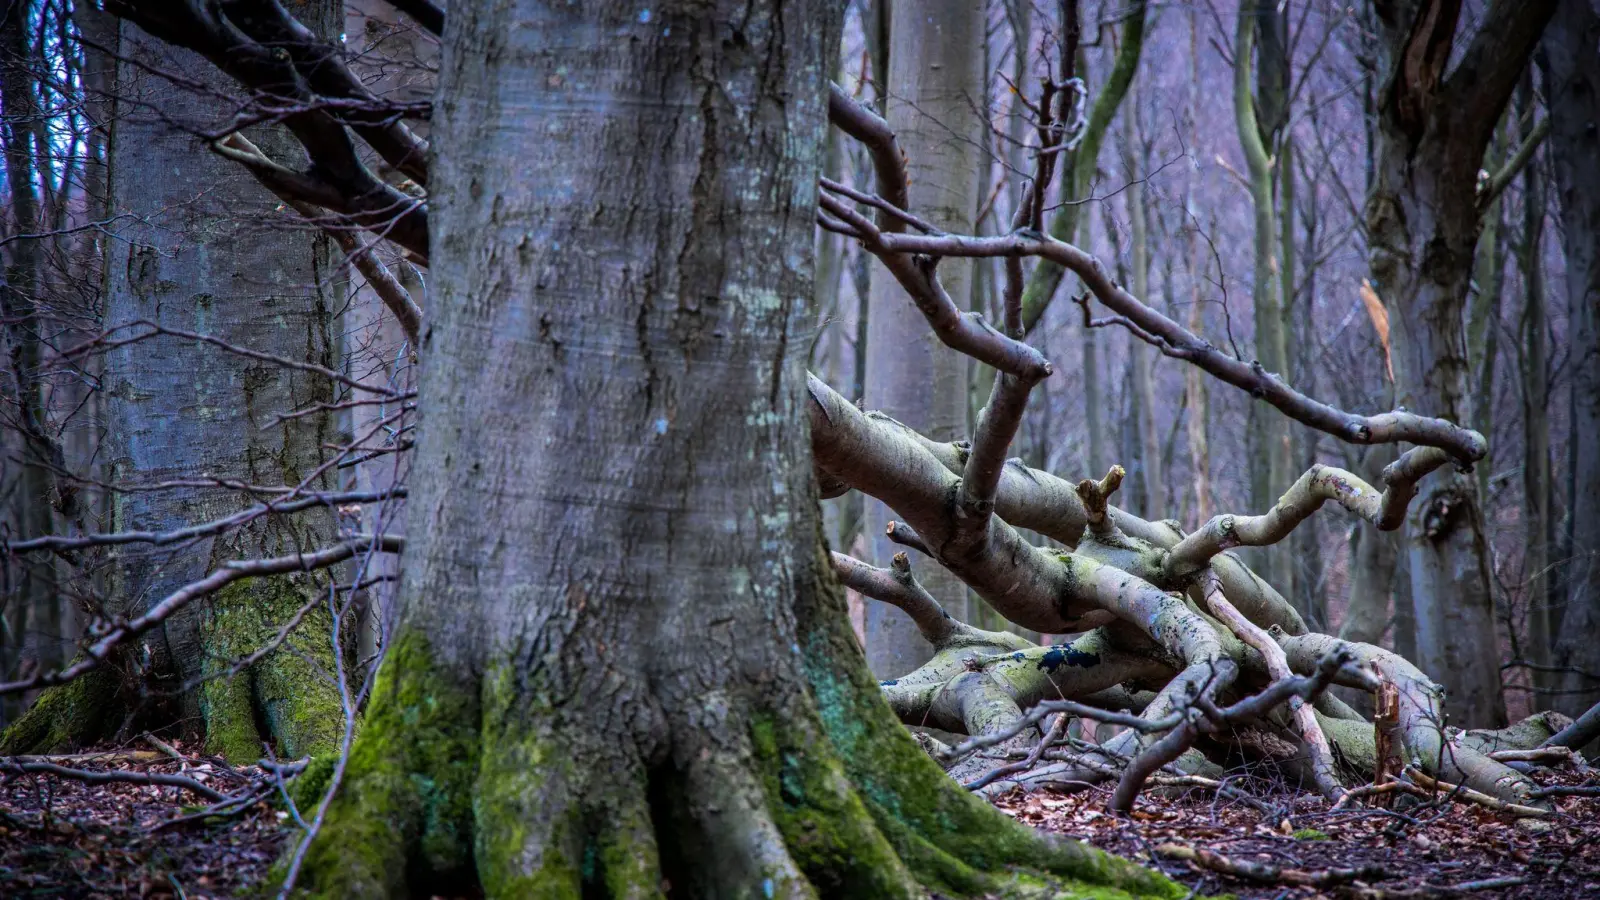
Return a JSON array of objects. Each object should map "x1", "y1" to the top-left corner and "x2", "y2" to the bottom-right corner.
[
  {"x1": 1489, "y1": 747, "x2": 1583, "y2": 767},
  {"x1": 1335, "y1": 875, "x2": 1529, "y2": 898},
  {"x1": 1196, "y1": 573, "x2": 1345, "y2": 801},
  {"x1": 1, "y1": 758, "x2": 225, "y2": 803},
  {"x1": 1156, "y1": 843, "x2": 1392, "y2": 888},
  {"x1": 1403, "y1": 767, "x2": 1550, "y2": 817}
]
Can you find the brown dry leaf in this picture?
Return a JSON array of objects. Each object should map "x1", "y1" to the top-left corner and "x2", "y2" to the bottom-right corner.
[{"x1": 1359, "y1": 278, "x2": 1395, "y2": 382}]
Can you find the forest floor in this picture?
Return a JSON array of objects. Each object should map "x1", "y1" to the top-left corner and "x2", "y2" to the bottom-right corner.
[
  {"x1": 1, "y1": 744, "x2": 1596, "y2": 898},
  {"x1": 995, "y1": 766, "x2": 1600, "y2": 899}
]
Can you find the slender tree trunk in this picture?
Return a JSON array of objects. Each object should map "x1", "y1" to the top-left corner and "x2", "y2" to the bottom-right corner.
[
  {"x1": 1542, "y1": 0, "x2": 1600, "y2": 723},
  {"x1": 1183, "y1": 8, "x2": 1211, "y2": 527},
  {"x1": 1514, "y1": 77, "x2": 1553, "y2": 694},
  {"x1": 297, "y1": 6, "x2": 1181, "y2": 896},
  {"x1": 863, "y1": 0, "x2": 984, "y2": 677},
  {"x1": 1468, "y1": 120, "x2": 1508, "y2": 504},
  {"x1": 2, "y1": 9, "x2": 348, "y2": 759},
  {"x1": 0, "y1": 0, "x2": 60, "y2": 720},
  {"x1": 1236, "y1": 0, "x2": 1295, "y2": 611},
  {"x1": 1124, "y1": 100, "x2": 1162, "y2": 520}
]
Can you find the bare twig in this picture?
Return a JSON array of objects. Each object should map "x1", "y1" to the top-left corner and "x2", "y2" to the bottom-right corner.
[
  {"x1": 1, "y1": 758, "x2": 225, "y2": 802},
  {"x1": 0, "y1": 535, "x2": 405, "y2": 696}
]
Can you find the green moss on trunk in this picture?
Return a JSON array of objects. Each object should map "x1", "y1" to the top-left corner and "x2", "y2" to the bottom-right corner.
[
  {"x1": 291, "y1": 629, "x2": 480, "y2": 897},
  {"x1": 199, "y1": 575, "x2": 343, "y2": 762},
  {"x1": 793, "y1": 536, "x2": 1186, "y2": 900}
]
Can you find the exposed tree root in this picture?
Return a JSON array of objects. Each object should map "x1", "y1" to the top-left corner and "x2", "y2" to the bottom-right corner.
[{"x1": 292, "y1": 550, "x2": 1189, "y2": 899}]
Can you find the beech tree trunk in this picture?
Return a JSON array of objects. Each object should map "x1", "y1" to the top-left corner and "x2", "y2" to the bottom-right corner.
[
  {"x1": 296, "y1": 4, "x2": 1182, "y2": 897},
  {"x1": 0, "y1": 11, "x2": 346, "y2": 760},
  {"x1": 1542, "y1": 0, "x2": 1600, "y2": 723},
  {"x1": 1514, "y1": 78, "x2": 1553, "y2": 692},
  {"x1": 862, "y1": 0, "x2": 984, "y2": 677},
  {"x1": 1364, "y1": 0, "x2": 1556, "y2": 728}
]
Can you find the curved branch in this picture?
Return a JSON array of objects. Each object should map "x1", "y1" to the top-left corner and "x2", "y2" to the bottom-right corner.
[
  {"x1": 873, "y1": 228, "x2": 1488, "y2": 462},
  {"x1": 831, "y1": 551, "x2": 955, "y2": 646},
  {"x1": 1195, "y1": 574, "x2": 1343, "y2": 801},
  {"x1": 1163, "y1": 449, "x2": 1453, "y2": 578}
]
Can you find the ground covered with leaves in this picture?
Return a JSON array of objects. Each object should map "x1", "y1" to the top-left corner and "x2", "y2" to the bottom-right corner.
[
  {"x1": 995, "y1": 765, "x2": 1600, "y2": 899},
  {"x1": 1, "y1": 744, "x2": 288, "y2": 899},
  {"x1": 1, "y1": 743, "x2": 1596, "y2": 898}
]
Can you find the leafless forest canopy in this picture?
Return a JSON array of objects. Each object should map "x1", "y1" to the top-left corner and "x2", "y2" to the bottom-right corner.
[{"x1": 0, "y1": 0, "x2": 1597, "y2": 897}]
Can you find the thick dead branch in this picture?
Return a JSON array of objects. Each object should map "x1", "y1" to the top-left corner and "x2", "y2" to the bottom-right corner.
[
  {"x1": 1275, "y1": 633, "x2": 1544, "y2": 806},
  {"x1": 1544, "y1": 699, "x2": 1600, "y2": 750},
  {"x1": 863, "y1": 229, "x2": 1487, "y2": 463},
  {"x1": 831, "y1": 551, "x2": 954, "y2": 646},
  {"x1": 826, "y1": 83, "x2": 908, "y2": 221}
]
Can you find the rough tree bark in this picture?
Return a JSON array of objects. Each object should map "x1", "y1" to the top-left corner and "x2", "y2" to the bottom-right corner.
[
  {"x1": 1364, "y1": 0, "x2": 1556, "y2": 728},
  {"x1": 1541, "y1": 0, "x2": 1600, "y2": 724},
  {"x1": 0, "y1": 10, "x2": 346, "y2": 761},
  {"x1": 862, "y1": 0, "x2": 985, "y2": 678},
  {"x1": 295, "y1": 3, "x2": 1182, "y2": 897}
]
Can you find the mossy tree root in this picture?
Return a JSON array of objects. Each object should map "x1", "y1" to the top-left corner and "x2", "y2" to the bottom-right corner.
[
  {"x1": 0, "y1": 663, "x2": 122, "y2": 755},
  {"x1": 0, "y1": 574, "x2": 345, "y2": 764},
  {"x1": 198, "y1": 574, "x2": 346, "y2": 763},
  {"x1": 294, "y1": 611, "x2": 1187, "y2": 899}
]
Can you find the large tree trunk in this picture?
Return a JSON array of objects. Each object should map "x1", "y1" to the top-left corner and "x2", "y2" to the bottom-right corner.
[
  {"x1": 1, "y1": 11, "x2": 346, "y2": 760},
  {"x1": 295, "y1": 4, "x2": 1181, "y2": 897},
  {"x1": 1364, "y1": 0, "x2": 1556, "y2": 728},
  {"x1": 862, "y1": 0, "x2": 984, "y2": 677},
  {"x1": 1542, "y1": 0, "x2": 1600, "y2": 724}
]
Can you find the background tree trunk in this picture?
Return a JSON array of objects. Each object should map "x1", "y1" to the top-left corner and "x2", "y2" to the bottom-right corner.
[
  {"x1": 1363, "y1": 0, "x2": 1556, "y2": 728},
  {"x1": 863, "y1": 0, "x2": 985, "y2": 677},
  {"x1": 1514, "y1": 76, "x2": 1553, "y2": 695},
  {"x1": 1542, "y1": 0, "x2": 1600, "y2": 725},
  {"x1": 1236, "y1": 0, "x2": 1295, "y2": 614},
  {"x1": 2, "y1": 10, "x2": 347, "y2": 760}
]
